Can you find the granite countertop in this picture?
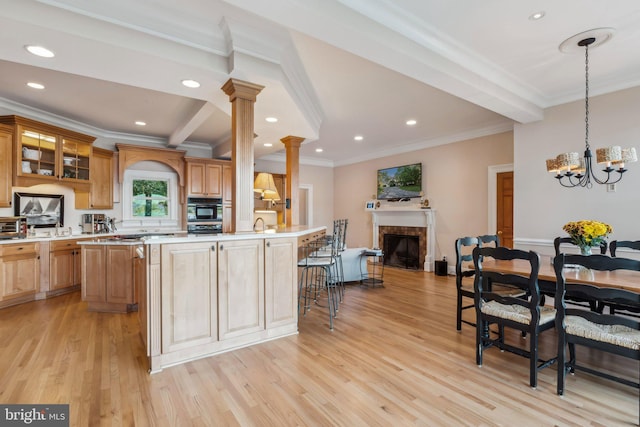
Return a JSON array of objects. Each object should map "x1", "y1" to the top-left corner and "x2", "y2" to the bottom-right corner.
[{"x1": 0, "y1": 225, "x2": 326, "y2": 246}]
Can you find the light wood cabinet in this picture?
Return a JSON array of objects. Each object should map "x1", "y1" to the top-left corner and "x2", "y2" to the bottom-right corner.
[
  {"x1": 186, "y1": 158, "x2": 223, "y2": 197},
  {"x1": 0, "y1": 115, "x2": 95, "y2": 191},
  {"x1": 81, "y1": 244, "x2": 138, "y2": 312},
  {"x1": 264, "y1": 237, "x2": 297, "y2": 328},
  {"x1": 222, "y1": 164, "x2": 233, "y2": 232},
  {"x1": 217, "y1": 238, "x2": 264, "y2": 340},
  {"x1": 223, "y1": 163, "x2": 232, "y2": 204},
  {"x1": 0, "y1": 242, "x2": 40, "y2": 302},
  {"x1": 161, "y1": 242, "x2": 218, "y2": 353},
  {"x1": 76, "y1": 147, "x2": 113, "y2": 209},
  {"x1": 0, "y1": 124, "x2": 12, "y2": 208},
  {"x1": 49, "y1": 238, "x2": 86, "y2": 292}
]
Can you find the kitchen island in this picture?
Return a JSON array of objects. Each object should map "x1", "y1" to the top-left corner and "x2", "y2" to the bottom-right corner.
[{"x1": 82, "y1": 225, "x2": 326, "y2": 373}]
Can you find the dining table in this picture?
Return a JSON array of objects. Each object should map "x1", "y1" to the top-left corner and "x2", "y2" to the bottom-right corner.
[{"x1": 476, "y1": 254, "x2": 640, "y2": 295}]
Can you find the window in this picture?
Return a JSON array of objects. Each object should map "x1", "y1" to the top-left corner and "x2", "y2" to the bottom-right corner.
[
  {"x1": 132, "y1": 179, "x2": 168, "y2": 218},
  {"x1": 122, "y1": 168, "x2": 179, "y2": 229}
]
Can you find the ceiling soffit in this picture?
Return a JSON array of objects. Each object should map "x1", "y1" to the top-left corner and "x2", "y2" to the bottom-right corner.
[{"x1": 223, "y1": 0, "x2": 544, "y2": 124}]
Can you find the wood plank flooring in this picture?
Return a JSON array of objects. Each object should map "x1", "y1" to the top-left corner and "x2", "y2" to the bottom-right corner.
[{"x1": 0, "y1": 267, "x2": 638, "y2": 426}]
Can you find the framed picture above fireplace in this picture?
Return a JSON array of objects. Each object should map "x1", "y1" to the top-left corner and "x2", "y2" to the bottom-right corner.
[{"x1": 376, "y1": 163, "x2": 422, "y2": 200}]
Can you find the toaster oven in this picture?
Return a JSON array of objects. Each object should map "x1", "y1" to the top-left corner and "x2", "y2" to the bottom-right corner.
[{"x1": 0, "y1": 216, "x2": 27, "y2": 240}]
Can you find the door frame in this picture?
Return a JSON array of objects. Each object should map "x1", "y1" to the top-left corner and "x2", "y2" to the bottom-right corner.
[
  {"x1": 299, "y1": 184, "x2": 313, "y2": 226},
  {"x1": 488, "y1": 163, "x2": 513, "y2": 235}
]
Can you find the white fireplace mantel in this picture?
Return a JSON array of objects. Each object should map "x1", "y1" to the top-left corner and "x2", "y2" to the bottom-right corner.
[{"x1": 368, "y1": 208, "x2": 436, "y2": 272}]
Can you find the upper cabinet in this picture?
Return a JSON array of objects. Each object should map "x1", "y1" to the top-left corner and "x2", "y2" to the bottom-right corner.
[
  {"x1": 185, "y1": 157, "x2": 230, "y2": 198},
  {"x1": 0, "y1": 124, "x2": 12, "y2": 207},
  {"x1": 75, "y1": 147, "x2": 114, "y2": 210},
  {"x1": 0, "y1": 115, "x2": 95, "y2": 191}
]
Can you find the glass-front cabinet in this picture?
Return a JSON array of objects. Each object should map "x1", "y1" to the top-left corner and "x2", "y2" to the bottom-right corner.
[{"x1": 0, "y1": 115, "x2": 95, "y2": 190}]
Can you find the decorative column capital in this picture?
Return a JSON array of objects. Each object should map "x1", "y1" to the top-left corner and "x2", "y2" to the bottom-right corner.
[
  {"x1": 221, "y1": 78, "x2": 264, "y2": 102},
  {"x1": 280, "y1": 135, "x2": 305, "y2": 148}
]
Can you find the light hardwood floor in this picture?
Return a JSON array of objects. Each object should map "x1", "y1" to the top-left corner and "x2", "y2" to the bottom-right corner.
[{"x1": 0, "y1": 267, "x2": 638, "y2": 426}]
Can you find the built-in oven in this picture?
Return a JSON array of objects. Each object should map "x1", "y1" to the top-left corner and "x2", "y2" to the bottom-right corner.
[
  {"x1": 187, "y1": 197, "x2": 223, "y2": 234},
  {"x1": 187, "y1": 197, "x2": 223, "y2": 222},
  {"x1": 187, "y1": 223, "x2": 223, "y2": 235}
]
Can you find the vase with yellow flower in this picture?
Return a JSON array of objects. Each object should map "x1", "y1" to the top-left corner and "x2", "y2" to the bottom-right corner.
[{"x1": 562, "y1": 220, "x2": 612, "y2": 255}]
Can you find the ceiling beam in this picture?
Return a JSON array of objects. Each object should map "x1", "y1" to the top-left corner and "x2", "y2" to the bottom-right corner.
[{"x1": 168, "y1": 101, "x2": 217, "y2": 147}]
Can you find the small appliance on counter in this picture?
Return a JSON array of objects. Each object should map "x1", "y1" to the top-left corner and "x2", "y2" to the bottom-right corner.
[
  {"x1": 81, "y1": 213, "x2": 107, "y2": 234},
  {"x1": 0, "y1": 216, "x2": 27, "y2": 240}
]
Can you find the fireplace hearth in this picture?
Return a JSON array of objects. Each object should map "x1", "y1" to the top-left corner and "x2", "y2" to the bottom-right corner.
[{"x1": 383, "y1": 234, "x2": 420, "y2": 269}]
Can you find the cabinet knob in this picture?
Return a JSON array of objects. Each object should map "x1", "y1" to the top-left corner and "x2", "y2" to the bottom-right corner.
[
  {"x1": 266, "y1": 242, "x2": 271, "y2": 247},
  {"x1": 211, "y1": 246, "x2": 216, "y2": 252},
  {"x1": 219, "y1": 244, "x2": 224, "y2": 251}
]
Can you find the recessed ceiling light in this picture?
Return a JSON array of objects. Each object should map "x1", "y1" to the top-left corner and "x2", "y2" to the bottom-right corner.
[
  {"x1": 135, "y1": 121, "x2": 146, "y2": 126},
  {"x1": 264, "y1": 143, "x2": 273, "y2": 147},
  {"x1": 181, "y1": 79, "x2": 200, "y2": 88},
  {"x1": 25, "y1": 45, "x2": 55, "y2": 58},
  {"x1": 315, "y1": 148, "x2": 323, "y2": 153},
  {"x1": 27, "y1": 82, "x2": 45, "y2": 90},
  {"x1": 265, "y1": 117, "x2": 278, "y2": 123},
  {"x1": 354, "y1": 135, "x2": 363, "y2": 141},
  {"x1": 406, "y1": 119, "x2": 417, "y2": 126},
  {"x1": 529, "y1": 11, "x2": 545, "y2": 20}
]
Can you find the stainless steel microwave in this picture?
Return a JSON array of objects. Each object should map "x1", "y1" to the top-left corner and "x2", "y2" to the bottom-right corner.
[{"x1": 187, "y1": 198, "x2": 223, "y2": 222}]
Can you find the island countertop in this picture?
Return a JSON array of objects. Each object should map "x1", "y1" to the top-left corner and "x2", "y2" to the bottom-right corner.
[{"x1": 77, "y1": 225, "x2": 327, "y2": 245}]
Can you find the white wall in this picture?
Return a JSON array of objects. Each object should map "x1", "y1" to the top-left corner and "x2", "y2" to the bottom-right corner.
[
  {"x1": 514, "y1": 86, "x2": 640, "y2": 256},
  {"x1": 333, "y1": 132, "x2": 514, "y2": 260}
]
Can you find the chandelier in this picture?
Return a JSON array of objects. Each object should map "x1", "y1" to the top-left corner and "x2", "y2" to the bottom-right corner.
[{"x1": 546, "y1": 34, "x2": 637, "y2": 188}]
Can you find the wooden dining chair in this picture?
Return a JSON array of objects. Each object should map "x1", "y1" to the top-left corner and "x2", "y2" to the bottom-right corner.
[
  {"x1": 606, "y1": 240, "x2": 640, "y2": 317},
  {"x1": 554, "y1": 236, "x2": 608, "y2": 256},
  {"x1": 553, "y1": 236, "x2": 608, "y2": 311},
  {"x1": 610, "y1": 239, "x2": 640, "y2": 257},
  {"x1": 553, "y1": 253, "x2": 640, "y2": 424},
  {"x1": 477, "y1": 234, "x2": 500, "y2": 248},
  {"x1": 455, "y1": 237, "x2": 479, "y2": 331},
  {"x1": 473, "y1": 246, "x2": 556, "y2": 388}
]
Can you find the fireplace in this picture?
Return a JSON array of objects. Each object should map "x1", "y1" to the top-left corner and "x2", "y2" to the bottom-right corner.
[
  {"x1": 369, "y1": 207, "x2": 435, "y2": 271},
  {"x1": 383, "y1": 234, "x2": 420, "y2": 269}
]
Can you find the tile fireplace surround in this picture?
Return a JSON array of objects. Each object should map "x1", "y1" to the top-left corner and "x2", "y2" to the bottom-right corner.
[{"x1": 369, "y1": 207, "x2": 436, "y2": 272}]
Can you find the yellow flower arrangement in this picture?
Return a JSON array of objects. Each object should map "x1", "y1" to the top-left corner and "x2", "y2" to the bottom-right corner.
[{"x1": 562, "y1": 220, "x2": 612, "y2": 251}]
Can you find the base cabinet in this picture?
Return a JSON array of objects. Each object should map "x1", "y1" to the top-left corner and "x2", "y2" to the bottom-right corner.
[
  {"x1": 218, "y1": 239, "x2": 265, "y2": 340},
  {"x1": 265, "y1": 237, "x2": 297, "y2": 328},
  {"x1": 0, "y1": 242, "x2": 40, "y2": 302},
  {"x1": 161, "y1": 242, "x2": 217, "y2": 353},
  {"x1": 50, "y1": 238, "x2": 86, "y2": 293},
  {"x1": 81, "y1": 244, "x2": 138, "y2": 312}
]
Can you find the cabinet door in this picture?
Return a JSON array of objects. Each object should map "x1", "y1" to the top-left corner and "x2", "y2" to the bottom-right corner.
[
  {"x1": 187, "y1": 162, "x2": 206, "y2": 196},
  {"x1": 105, "y1": 246, "x2": 134, "y2": 304},
  {"x1": 264, "y1": 237, "x2": 297, "y2": 328},
  {"x1": 0, "y1": 245, "x2": 40, "y2": 301},
  {"x1": 50, "y1": 248, "x2": 75, "y2": 291},
  {"x1": 218, "y1": 239, "x2": 264, "y2": 340},
  {"x1": 204, "y1": 163, "x2": 223, "y2": 197},
  {"x1": 81, "y1": 246, "x2": 106, "y2": 302},
  {"x1": 0, "y1": 126, "x2": 12, "y2": 207},
  {"x1": 89, "y1": 148, "x2": 113, "y2": 209},
  {"x1": 161, "y1": 242, "x2": 217, "y2": 353},
  {"x1": 60, "y1": 137, "x2": 91, "y2": 182},
  {"x1": 223, "y1": 163, "x2": 232, "y2": 203},
  {"x1": 17, "y1": 125, "x2": 57, "y2": 182}
]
